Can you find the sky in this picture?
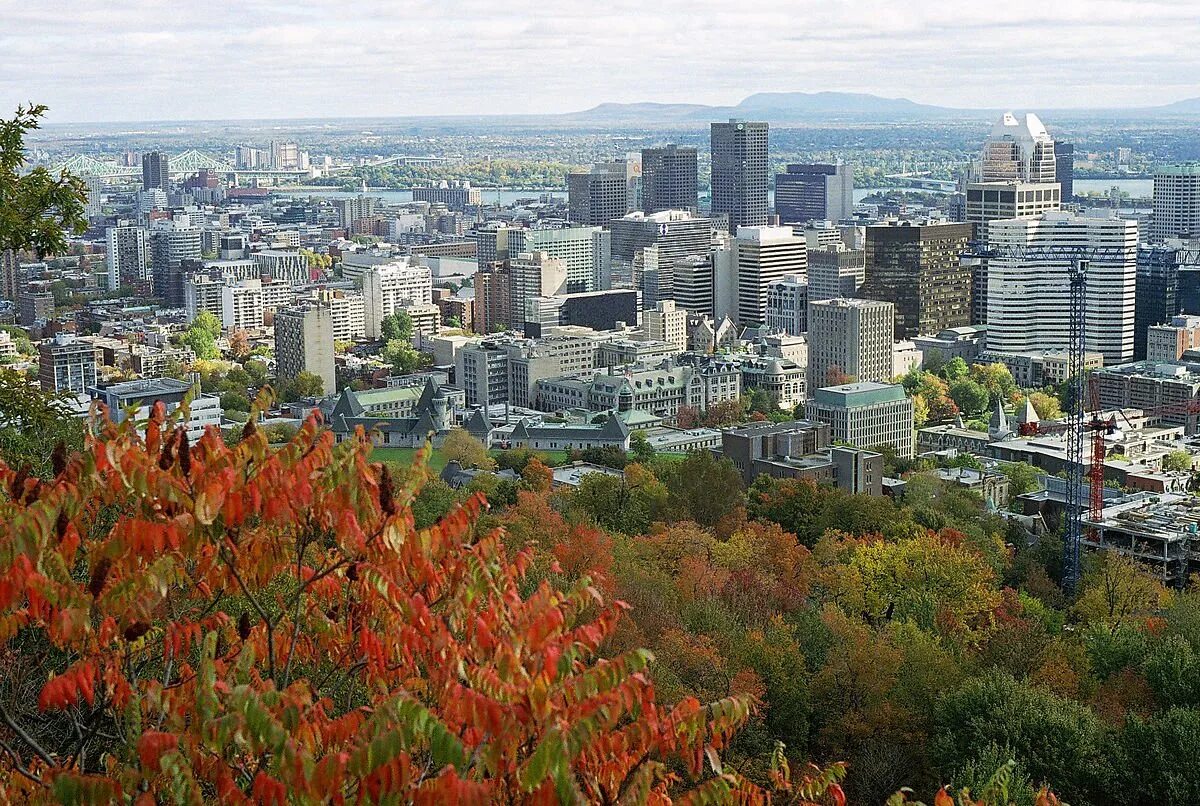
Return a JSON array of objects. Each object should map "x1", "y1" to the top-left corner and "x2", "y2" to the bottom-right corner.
[{"x1": 2, "y1": 0, "x2": 1199, "y2": 123}]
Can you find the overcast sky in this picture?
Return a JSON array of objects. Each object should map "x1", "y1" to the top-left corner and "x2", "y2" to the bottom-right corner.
[{"x1": 2, "y1": 0, "x2": 1198, "y2": 123}]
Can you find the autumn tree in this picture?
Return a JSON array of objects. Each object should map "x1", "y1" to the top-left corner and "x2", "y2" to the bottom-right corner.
[
  {"x1": 440, "y1": 427, "x2": 495, "y2": 470},
  {"x1": 0, "y1": 400, "x2": 775, "y2": 802}
]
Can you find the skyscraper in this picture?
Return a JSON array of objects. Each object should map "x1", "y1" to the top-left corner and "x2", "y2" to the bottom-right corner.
[
  {"x1": 105, "y1": 224, "x2": 148, "y2": 292},
  {"x1": 986, "y1": 211, "x2": 1137, "y2": 364},
  {"x1": 727, "y1": 226, "x2": 807, "y2": 327},
  {"x1": 967, "y1": 112, "x2": 1062, "y2": 324},
  {"x1": 275, "y1": 302, "x2": 336, "y2": 398},
  {"x1": 710, "y1": 120, "x2": 769, "y2": 231},
  {"x1": 150, "y1": 216, "x2": 201, "y2": 307},
  {"x1": 1152, "y1": 164, "x2": 1200, "y2": 242},
  {"x1": 1134, "y1": 246, "x2": 1185, "y2": 359},
  {"x1": 806, "y1": 298, "x2": 894, "y2": 390},
  {"x1": 567, "y1": 160, "x2": 635, "y2": 225},
  {"x1": 141, "y1": 151, "x2": 169, "y2": 192},
  {"x1": 508, "y1": 251, "x2": 568, "y2": 331},
  {"x1": 861, "y1": 222, "x2": 973, "y2": 339},
  {"x1": 807, "y1": 245, "x2": 866, "y2": 301},
  {"x1": 507, "y1": 226, "x2": 607, "y2": 293},
  {"x1": 641, "y1": 145, "x2": 698, "y2": 213},
  {"x1": 774, "y1": 163, "x2": 854, "y2": 224},
  {"x1": 1054, "y1": 141, "x2": 1075, "y2": 201},
  {"x1": 361, "y1": 261, "x2": 433, "y2": 339}
]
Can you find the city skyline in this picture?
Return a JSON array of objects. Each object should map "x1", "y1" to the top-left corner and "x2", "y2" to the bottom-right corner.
[{"x1": 3, "y1": 0, "x2": 1200, "y2": 123}]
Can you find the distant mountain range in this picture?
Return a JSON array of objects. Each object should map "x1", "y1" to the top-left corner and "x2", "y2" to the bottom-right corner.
[{"x1": 555, "y1": 91, "x2": 1200, "y2": 124}]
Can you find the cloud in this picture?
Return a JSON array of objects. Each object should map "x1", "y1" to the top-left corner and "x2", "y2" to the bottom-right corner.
[{"x1": 0, "y1": 0, "x2": 1196, "y2": 122}]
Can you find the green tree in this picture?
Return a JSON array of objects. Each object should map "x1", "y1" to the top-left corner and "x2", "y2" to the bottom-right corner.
[
  {"x1": 1162, "y1": 450, "x2": 1193, "y2": 472},
  {"x1": 942, "y1": 356, "x2": 969, "y2": 382},
  {"x1": 192, "y1": 310, "x2": 221, "y2": 339},
  {"x1": 630, "y1": 429, "x2": 656, "y2": 465},
  {"x1": 280, "y1": 370, "x2": 325, "y2": 401},
  {"x1": 1, "y1": 104, "x2": 88, "y2": 258},
  {"x1": 0, "y1": 367, "x2": 85, "y2": 477},
  {"x1": 1028, "y1": 390, "x2": 1063, "y2": 420},
  {"x1": 441, "y1": 427, "x2": 495, "y2": 470},
  {"x1": 380, "y1": 310, "x2": 414, "y2": 343},
  {"x1": 1112, "y1": 709, "x2": 1200, "y2": 805},
  {"x1": 1000, "y1": 461, "x2": 1041, "y2": 498},
  {"x1": 219, "y1": 390, "x2": 251, "y2": 412},
  {"x1": 660, "y1": 450, "x2": 744, "y2": 528},
  {"x1": 948, "y1": 377, "x2": 989, "y2": 415},
  {"x1": 381, "y1": 338, "x2": 428, "y2": 375}
]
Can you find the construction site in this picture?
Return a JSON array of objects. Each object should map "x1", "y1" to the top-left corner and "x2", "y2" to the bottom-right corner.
[{"x1": 1082, "y1": 493, "x2": 1200, "y2": 585}]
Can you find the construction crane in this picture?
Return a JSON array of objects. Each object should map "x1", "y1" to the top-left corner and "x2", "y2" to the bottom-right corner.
[{"x1": 967, "y1": 243, "x2": 1200, "y2": 590}]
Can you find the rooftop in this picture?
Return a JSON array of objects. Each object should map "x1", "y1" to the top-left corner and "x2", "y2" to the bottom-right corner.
[{"x1": 812, "y1": 382, "x2": 907, "y2": 408}]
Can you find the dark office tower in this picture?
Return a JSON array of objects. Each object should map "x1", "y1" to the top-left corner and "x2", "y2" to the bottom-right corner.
[
  {"x1": 142, "y1": 151, "x2": 169, "y2": 192},
  {"x1": 1135, "y1": 246, "x2": 1183, "y2": 359},
  {"x1": 774, "y1": 163, "x2": 854, "y2": 224},
  {"x1": 861, "y1": 222, "x2": 974, "y2": 339},
  {"x1": 567, "y1": 161, "x2": 635, "y2": 225},
  {"x1": 1054, "y1": 141, "x2": 1074, "y2": 202},
  {"x1": 710, "y1": 119, "x2": 769, "y2": 231},
  {"x1": 641, "y1": 145, "x2": 698, "y2": 213}
]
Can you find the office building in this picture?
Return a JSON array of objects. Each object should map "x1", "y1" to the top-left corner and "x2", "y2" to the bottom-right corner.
[
  {"x1": 986, "y1": 211, "x2": 1137, "y2": 364},
  {"x1": 251, "y1": 249, "x2": 311, "y2": 285},
  {"x1": 524, "y1": 289, "x2": 639, "y2": 337},
  {"x1": 765, "y1": 275, "x2": 808, "y2": 335},
  {"x1": 774, "y1": 163, "x2": 854, "y2": 224},
  {"x1": 807, "y1": 245, "x2": 865, "y2": 301},
  {"x1": 150, "y1": 216, "x2": 202, "y2": 307},
  {"x1": 412, "y1": 182, "x2": 482, "y2": 212},
  {"x1": 711, "y1": 119, "x2": 769, "y2": 231},
  {"x1": 39, "y1": 333, "x2": 98, "y2": 395},
  {"x1": 861, "y1": 222, "x2": 973, "y2": 338},
  {"x1": 508, "y1": 226, "x2": 607, "y2": 293},
  {"x1": 568, "y1": 160, "x2": 635, "y2": 225},
  {"x1": 142, "y1": 151, "x2": 169, "y2": 192},
  {"x1": 726, "y1": 226, "x2": 807, "y2": 327},
  {"x1": 980, "y1": 112, "x2": 1058, "y2": 183},
  {"x1": 93, "y1": 377, "x2": 221, "y2": 442},
  {"x1": 1147, "y1": 316, "x2": 1200, "y2": 363},
  {"x1": 805, "y1": 382, "x2": 915, "y2": 458},
  {"x1": 807, "y1": 298, "x2": 894, "y2": 389},
  {"x1": 1152, "y1": 164, "x2": 1200, "y2": 242},
  {"x1": 644, "y1": 299, "x2": 688, "y2": 352},
  {"x1": 361, "y1": 260, "x2": 433, "y2": 339},
  {"x1": 105, "y1": 224, "x2": 147, "y2": 292},
  {"x1": 1135, "y1": 246, "x2": 1185, "y2": 359},
  {"x1": 275, "y1": 302, "x2": 336, "y2": 398},
  {"x1": 641, "y1": 145, "x2": 698, "y2": 213},
  {"x1": 1054, "y1": 141, "x2": 1075, "y2": 201},
  {"x1": 673, "y1": 255, "x2": 715, "y2": 317}
]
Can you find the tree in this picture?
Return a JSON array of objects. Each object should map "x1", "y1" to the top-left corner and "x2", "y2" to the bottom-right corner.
[
  {"x1": 192, "y1": 310, "x2": 222, "y2": 340},
  {"x1": 380, "y1": 310, "x2": 414, "y2": 343},
  {"x1": 1074, "y1": 553, "x2": 1172, "y2": 634},
  {"x1": 942, "y1": 357, "x2": 969, "y2": 382},
  {"x1": 180, "y1": 313, "x2": 222, "y2": 362},
  {"x1": 228, "y1": 328, "x2": 251, "y2": 360},
  {"x1": 630, "y1": 430, "x2": 656, "y2": 465},
  {"x1": 280, "y1": 370, "x2": 325, "y2": 401},
  {"x1": 1, "y1": 105, "x2": 88, "y2": 258},
  {"x1": 580, "y1": 444, "x2": 628, "y2": 470},
  {"x1": 999, "y1": 462, "x2": 1040, "y2": 498},
  {"x1": 0, "y1": 368, "x2": 85, "y2": 478},
  {"x1": 381, "y1": 339, "x2": 427, "y2": 376},
  {"x1": 1162, "y1": 450, "x2": 1193, "y2": 472},
  {"x1": 970, "y1": 363, "x2": 1017, "y2": 407},
  {"x1": 441, "y1": 427, "x2": 495, "y2": 470},
  {"x1": 948, "y1": 378, "x2": 989, "y2": 416},
  {"x1": 1028, "y1": 391, "x2": 1063, "y2": 421},
  {"x1": 0, "y1": 400, "x2": 768, "y2": 802},
  {"x1": 659, "y1": 451, "x2": 746, "y2": 529},
  {"x1": 219, "y1": 390, "x2": 250, "y2": 413}
]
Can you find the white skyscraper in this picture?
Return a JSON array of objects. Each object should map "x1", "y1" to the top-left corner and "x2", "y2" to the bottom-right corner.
[
  {"x1": 1152, "y1": 164, "x2": 1200, "y2": 242},
  {"x1": 729, "y1": 226, "x2": 807, "y2": 327},
  {"x1": 986, "y1": 211, "x2": 1137, "y2": 364},
  {"x1": 979, "y1": 112, "x2": 1058, "y2": 183}
]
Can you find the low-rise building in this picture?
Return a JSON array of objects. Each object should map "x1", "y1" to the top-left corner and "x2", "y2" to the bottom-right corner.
[
  {"x1": 805, "y1": 381, "x2": 915, "y2": 457},
  {"x1": 91, "y1": 376, "x2": 222, "y2": 442},
  {"x1": 719, "y1": 419, "x2": 884, "y2": 493}
]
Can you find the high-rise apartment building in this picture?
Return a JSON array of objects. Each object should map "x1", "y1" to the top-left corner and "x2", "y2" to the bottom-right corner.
[
  {"x1": 1152, "y1": 164, "x2": 1200, "y2": 242},
  {"x1": 306, "y1": 289, "x2": 366, "y2": 343},
  {"x1": 361, "y1": 261, "x2": 433, "y2": 339},
  {"x1": 774, "y1": 163, "x2": 854, "y2": 224},
  {"x1": 861, "y1": 222, "x2": 973, "y2": 338},
  {"x1": 142, "y1": 151, "x2": 169, "y2": 192},
  {"x1": 986, "y1": 211, "x2": 1137, "y2": 364},
  {"x1": 710, "y1": 120, "x2": 769, "y2": 231},
  {"x1": 475, "y1": 263, "x2": 513, "y2": 335},
  {"x1": 725, "y1": 226, "x2": 807, "y2": 327},
  {"x1": 641, "y1": 145, "x2": 698, "y2": 213},
  {"x1": 150, "y1": 216, "x2": 202, "y2": 307},
  {"x1": 568, "y1": 161, "x2": 635, "y2": 226},
  {"x1": 806, "y1": 298, "x2": 894, "y2": 389},
  {"x1": 185, "y1": 273, "x2": 224, "y2": 322},
  {"x1": 275, "y1": 302, "x2": 336, "y2": 397},
  {"x1": 807, "y1": 245, "x2": 865, "y2": 301},
  {"x1": 38, "y1": 333, "x2": 98, "y2": 395},
  {"x1": 221, "y1": 279, "x2": 265, "y2": 331},
  {"x1": 1147, "y1": 315, "x2": 1200, "y2": 363},
  {"x1": 105, "y1": 224, "x2": 147, "y2": 292},
  {"x1": 334, "y1": 196, "x2": 378, "y2": 231}
]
